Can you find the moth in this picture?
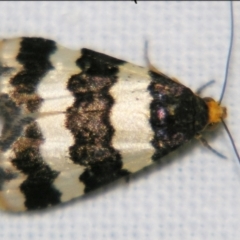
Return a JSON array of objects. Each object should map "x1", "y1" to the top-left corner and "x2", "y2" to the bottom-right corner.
[{"x1": 0, "y1": 36, "x2": 232, "y2": 212}]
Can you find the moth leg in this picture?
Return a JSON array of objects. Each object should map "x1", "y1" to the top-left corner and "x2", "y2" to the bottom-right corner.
[
  {"x1": 124, "y1": 174, "x2": 131, "y2": 183},
  {"x1": 196, "y1": 80, "x2": 215, "y2": 95},
  {"x1": 144, "y1": 40, "x2": 181, "y2": 83},
  {"x1": 144, "y1": 40, "x2": 158, "y2": 72},
  {"x1": 195, "y1": 133, "x2": 226, "y2": 159}
]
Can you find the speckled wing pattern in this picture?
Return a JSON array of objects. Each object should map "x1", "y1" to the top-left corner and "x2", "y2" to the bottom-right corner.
[{"x1": 0, "y1": 37, "x2": 208, "y2": 212}]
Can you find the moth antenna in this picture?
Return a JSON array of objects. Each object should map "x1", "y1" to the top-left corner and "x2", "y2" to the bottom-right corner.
[
  {"x1": 219, "y1": 2, "x2": 240, "y2": 163},
  {"x1": 218, "y1": 1, "x2": 234, "y2": 104},
  {"x1": 221, "y1": 119, "x2": 240, "y2": 163}
]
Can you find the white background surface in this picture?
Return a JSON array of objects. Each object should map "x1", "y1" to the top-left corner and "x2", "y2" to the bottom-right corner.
[{"x1": 0, "y1": 1, "x2": 240, "y2": 240}]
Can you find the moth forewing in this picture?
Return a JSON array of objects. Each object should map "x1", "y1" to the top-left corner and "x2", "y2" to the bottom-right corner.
[{"x1": 0, "y1": 7, "x2": 235, "y2": 212}]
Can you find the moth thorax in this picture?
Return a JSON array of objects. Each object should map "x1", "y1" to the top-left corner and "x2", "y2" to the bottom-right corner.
[{"x1": 203, "y1": 97, "x2": 227, "y2": 125}]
